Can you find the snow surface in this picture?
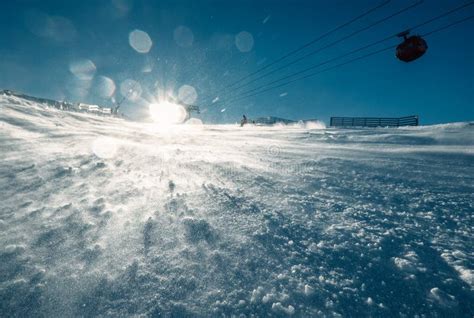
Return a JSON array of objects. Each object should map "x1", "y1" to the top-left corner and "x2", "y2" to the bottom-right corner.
[{"x1": 1, "y1": 95, "x2": 473, "y2": 317}]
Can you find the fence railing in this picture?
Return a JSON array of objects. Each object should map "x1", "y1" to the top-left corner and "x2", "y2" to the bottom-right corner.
[{"x1": 330, "y1": 115, "x2": 419, "y2": 127}]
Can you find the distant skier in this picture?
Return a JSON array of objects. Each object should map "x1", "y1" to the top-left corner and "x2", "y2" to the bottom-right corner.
[{"x1": 240, "y1": 115, "x2": 248, "y2": 127}]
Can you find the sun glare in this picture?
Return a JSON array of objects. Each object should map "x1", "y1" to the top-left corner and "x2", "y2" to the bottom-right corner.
[{"x1": 149, "y1": 101, "x2": 187, "y2": 125}]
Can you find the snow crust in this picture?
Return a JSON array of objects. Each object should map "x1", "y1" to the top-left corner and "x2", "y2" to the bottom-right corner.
[{"x1": 1, "y1": 95, "x2": 473, "y2": 316}]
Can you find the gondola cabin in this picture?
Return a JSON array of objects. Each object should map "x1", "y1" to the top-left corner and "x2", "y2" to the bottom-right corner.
[{"x1": 396, "y1": 30, "x2": 428, "y2": 62}]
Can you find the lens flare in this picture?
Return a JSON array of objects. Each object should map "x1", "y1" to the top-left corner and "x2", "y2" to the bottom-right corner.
[
  {"x1": 178, "y1": 84, "x2": 197, "y2": 104},
  {"x1": 129, "y1": 29, "x2": 152, "y2": 53},
  {"x1": 173, "y1": 26, "x2": 194, "y2": 48},
  {"x1": 69, "y1": 59, "x2": 96, "y2": 80},
  {"x1": 149, "y1": 101, "x2": 187, "y2": 125},
  {"x1": 235, "y1": 31, "x2": 254, "y2": 52},
  {"x1": 95, "y1": 76, "x2": 116, "y2": 98}
]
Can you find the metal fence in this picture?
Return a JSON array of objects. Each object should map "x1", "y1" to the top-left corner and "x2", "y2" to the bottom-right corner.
[{"x1": 330, "y1": 115, "x2": 419, "y2": 127}]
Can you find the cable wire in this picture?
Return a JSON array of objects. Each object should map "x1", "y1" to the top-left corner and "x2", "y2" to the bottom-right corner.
[
  {"x1": 224, "y1": 0, "x2": 392, "y2": 90},
  {"x1": 185, "y1": 1, "x2": 392, "y2": 104},
  {"x1": 222, "y1": 14, "x2": 474, "y2": 106},
  {"x1": 223, "y1": 0, "x2": 474, "y2": 101},
  {"x1": 226, "y1": 0, "x2": 424, "y2": 95}
]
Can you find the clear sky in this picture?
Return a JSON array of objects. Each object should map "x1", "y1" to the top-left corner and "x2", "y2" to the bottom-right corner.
[{"x1": 1, "y1": 0, "x2": 473, "y2": 124}]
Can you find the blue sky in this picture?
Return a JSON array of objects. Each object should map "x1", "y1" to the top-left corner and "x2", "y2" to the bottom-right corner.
[{"x1": 0, "y1": 0, "x2": 473, "y2": 124}]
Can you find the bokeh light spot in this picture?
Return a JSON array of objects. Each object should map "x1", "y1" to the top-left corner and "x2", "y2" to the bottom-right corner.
[
  {"x1": 95, "y1": 76, "x2": 116, "y2": 98},
  {"x1": 235, "y1": 31, "x2": 254, "y2": 52},
  {"x1": 129, "y1": 29, "x2": 153, "y2": 53},
  {"x1": 173, "y1": 26, "x2": 194, "y2": 48},
  {"x1": 24, "y1": 10, "x2": 77, "y2": 42},
  {"x1": 69, "y1": 59, "x2": 96, "y2": 80},
  {"x1": 178, "y1": 84, "x2": 197, "y2": 104}
]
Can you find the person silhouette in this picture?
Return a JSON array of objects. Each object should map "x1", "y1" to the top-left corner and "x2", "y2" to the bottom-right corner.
[{"x1": 240, "y1": 115, "x2": 248, "y2": 127}]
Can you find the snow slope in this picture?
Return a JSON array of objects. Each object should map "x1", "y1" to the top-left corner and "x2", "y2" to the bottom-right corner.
[{"x1": 1, "y1": 95, "x2": 473, "y2": 317}]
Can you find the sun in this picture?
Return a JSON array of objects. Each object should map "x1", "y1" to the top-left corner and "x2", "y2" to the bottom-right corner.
[{"x1": 149, "y1": 101, "x2": 187, "y2": 125}]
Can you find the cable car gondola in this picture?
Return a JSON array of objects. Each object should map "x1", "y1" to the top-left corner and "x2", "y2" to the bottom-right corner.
[{"x1": 396, "y1": 30, "x2": 428, "y2": 62}]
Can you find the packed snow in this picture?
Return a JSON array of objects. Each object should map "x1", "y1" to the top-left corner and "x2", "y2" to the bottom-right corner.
[{"x1": 1, "y1": 95, "x2": 473, "y2": 317}]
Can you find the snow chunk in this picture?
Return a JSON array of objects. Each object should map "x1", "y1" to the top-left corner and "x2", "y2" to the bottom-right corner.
[
  {"x1": 454, "y1": 266, "x2": 474, "y2": 287},
  {"x1": 366, "y1": 297, "x2": 374, "y2": 306},
  {"x1": 429, "y1": 288, "x2": 458, "y2": 308},
  {"x1": 251, "y1": 286, "x2": 264, "y2": 303},
  {"x1": 440, "y1": 251, "x2": 473, "y2": 288},
  {"x1": 308, "y1": 242, "x2": 319, "y2": 253},
  {"x1": 262, "y1": 293, "x2": 274, "y2": 303},
  {"x1": 393, "y1": 257, "x2": 416, "y2": 272},
  {"x1": 304, "y1": 284, "x2": 314, "y2": 296},
  {"x1": 393, "y1": 251, "x2": 425, "y2": 273},
  {"x1": 272, "y1": 302, "x2": 295, "y2": 315}
]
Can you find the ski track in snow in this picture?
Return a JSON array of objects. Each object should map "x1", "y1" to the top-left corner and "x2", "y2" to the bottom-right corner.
[{"x1": 1, "y1": 96, "x2": 473, "y2": 317}]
